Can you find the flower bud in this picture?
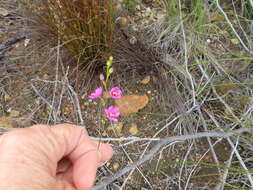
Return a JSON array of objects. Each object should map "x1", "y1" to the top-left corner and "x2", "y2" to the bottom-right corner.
[
  {"x1": 99, "y1": 73, "x2": 105, "y2": 81},
  {"x1": 106, "y1": 56, "x2": 113, "y2": 67},
  {"x1": 109, "y1": 68, "x2": 113, "y2": 74}
]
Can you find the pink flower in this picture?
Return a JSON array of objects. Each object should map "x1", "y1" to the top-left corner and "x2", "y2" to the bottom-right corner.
[
  {"x1": 109, "y1": 87, "x2": 122, "y2": 99},
  {"x1": 88, "y1": 87, "x2": 103, "y2": 99},
  {"x1": 104, "y1": 106, "x2": 120, "y2": 122}
]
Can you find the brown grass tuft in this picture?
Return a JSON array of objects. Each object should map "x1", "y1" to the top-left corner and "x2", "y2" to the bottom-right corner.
[{"x1": 26, "y1": 0, "x2": 115, "y2": 65}]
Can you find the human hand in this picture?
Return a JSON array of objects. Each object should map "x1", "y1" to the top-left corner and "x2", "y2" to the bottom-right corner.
[{"x1": 0, "y1": 124, "x2": 113, "y2": 190}]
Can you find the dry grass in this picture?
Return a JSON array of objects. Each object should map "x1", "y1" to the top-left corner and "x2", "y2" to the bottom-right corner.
[
  {"x1": 137, "y1": 0, "x2": 253, "y2": 189},
  {"x1": 25, "y1": 0, "x2": 115, "y2": 65}
]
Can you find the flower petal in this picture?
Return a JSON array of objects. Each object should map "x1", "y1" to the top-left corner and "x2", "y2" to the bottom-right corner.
[
  {"x1": 104, "y1": 106, "x2": 120, "y2": 122},
  {"x1": 88, "y1": 87, "x2": 103, "y2": 99},
  {"x1": 109, "y1": 87, "x2": 122, "y2": 99},
  {"x1": 95, "y1": 87, "x2": 103, "y2": 95},
  {"x1": 110, "y1": 117, "x2": 118, "y2": 122}
]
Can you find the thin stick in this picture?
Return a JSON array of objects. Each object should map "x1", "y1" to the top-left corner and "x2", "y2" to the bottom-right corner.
[
  {"x1": 208, "y1": 113, "x2": 253, "y2": 188},
  {"x1": 178, "y1": 0, "x2": 196, "y2": 106},
  {"x1": 0, "y1": 127, "x2": 161, "y2": 142},
  {"x1": 48, "y1": 35, "x2": 61, "y2": 124},
  {"x1": 216, "y1": 0, "x2": 253, "y2": 55},
  {"x1": 179, "y1": 141, "x2": 194, "y2": 189},
  {"x1": 214, "y1": 137, "x2": 239, "y2": 190},
  {"x1": 30, "y1": 82, "x2": 52, "y2": 108},
  {"x1": 91, "y1": 128, "x2": 250, "y2": 190},
  {"x1": 198, "y1": 108, "x2": 221, "y2": 175},
  {"x1": 66, "y1": 81, "x2": 84, "y2": 125},
  {"x1": 185, "y1": 138, "x2": 223, "y2": 190}
]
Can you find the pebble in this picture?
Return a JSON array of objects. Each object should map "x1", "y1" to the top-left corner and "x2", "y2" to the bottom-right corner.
[
  {"x1": 129, "y1": 36, "x2": 137, "y2": 45},
  {"x1": 113, "y1": 162, "x2": 120, "y2": 170},
  {"x1": 129, "y1": 123, "x2": 138, "y2": 135}
]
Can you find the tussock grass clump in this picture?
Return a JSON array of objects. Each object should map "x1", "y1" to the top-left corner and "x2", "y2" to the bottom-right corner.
[{"x1": 27, "y1": 0, "x2": 115, "y2": 64}]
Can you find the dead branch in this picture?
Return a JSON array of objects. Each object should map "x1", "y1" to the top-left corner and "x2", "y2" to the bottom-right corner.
[{"x1": 91, "y1": 128, "x2": 251, "y2": 190}]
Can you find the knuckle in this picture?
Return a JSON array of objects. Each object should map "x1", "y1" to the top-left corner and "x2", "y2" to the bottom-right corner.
[{"x1": 1, "y1": 129, "x2": 29, "y2": 146}]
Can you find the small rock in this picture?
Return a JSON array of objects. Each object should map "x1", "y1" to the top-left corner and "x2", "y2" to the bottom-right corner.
[
  {"x1": 102, "y1": 131, "x2": 107, "y2": 137},
  {"x1": 119, "y1": 17, "x2": 128, "y2": 26},
  {"x1": 35, "y1": 99, "x2": 40, "y2": 105},
  {"x1": 115, "y1": 95, "x2": 149, "y2": 116},
  {"x1": 129, "y1": 36, "x2": 137, "y2": 45},
  {"x1": 141, "y1": 76, "x2": 151, "y2": 85},
  {"x1": 0, "y1": 8, "x2": 9, "y2": 17},
  {"x1": 113, "y1": 122, "x2": 124, "y2": 136},
  {"x1": 231, "y1": 38, "x2": 239, "y2": 45},
  {"x1": 43, "y1": 74, "x2": 49, "y2": 79},
  {"x1": 4, "y1": 94, "x2": 10, "y2": 102},
  {"x1": 113, "y1": 162, "x2": 120, "y2": 170},
  {"x1": 24, "y1": 39, "x2": 30, "y2": 47},
  {"x1": 129, "y1": 123, "x2": 138, "y2": 135}
]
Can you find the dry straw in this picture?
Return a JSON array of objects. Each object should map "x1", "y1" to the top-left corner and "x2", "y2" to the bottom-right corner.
[{"x1": 28, "y1": 0, "x2": 115, "y2": 64}]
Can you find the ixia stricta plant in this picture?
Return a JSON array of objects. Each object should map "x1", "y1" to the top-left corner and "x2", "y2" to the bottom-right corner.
[{"x1": 88, "y1": 56, "x2": 122, "y2": 122}]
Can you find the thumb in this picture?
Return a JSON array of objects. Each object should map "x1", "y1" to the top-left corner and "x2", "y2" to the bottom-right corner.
[
  {"x1": 55, "y1": 179, "x2": 78, "y2": 190},
  {"x1": 72, "y1": 150, "x2": 101, "y2": 190}
]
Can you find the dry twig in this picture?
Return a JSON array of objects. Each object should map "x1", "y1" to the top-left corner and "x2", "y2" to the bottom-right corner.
[{"x1": 91, "y1": 128, "x2": 250, "y2": 190}]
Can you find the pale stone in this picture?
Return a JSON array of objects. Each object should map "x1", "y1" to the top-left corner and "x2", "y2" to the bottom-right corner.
[
  {"x1": 113, "y1": 162, "x2": 120, "y2": 170},
  {"x1": 115, "y1": 95, "x2": 149, "y2": 116},
  {"x1": 0, "y1": 8, "x2": 9, "y2": 17},
  {"x1": 129, "y1": 123, "x2": 138, "y2": 135},
  {"x1": 141, "y1": 76, "x2": 151, "y2": 84}
]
